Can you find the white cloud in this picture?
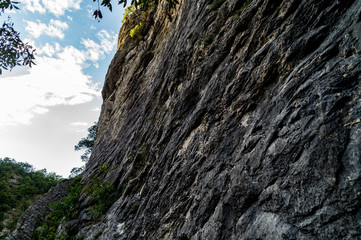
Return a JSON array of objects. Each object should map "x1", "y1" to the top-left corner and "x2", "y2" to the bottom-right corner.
[
  {"x1": 25, "y1": 20, "x2": 47, "y2": 38},
  {"x1": 97, "y1": 30, "x2": 115, "y2": 53},
  {"x1": 24, "y1": 29, "x2": 115, "y2": 67},
  {"x1": 0, "y1": 44, "x2": 100, "y2": 127},
  {"x1": 22, "y1": 0, "x2": 46, "y2": 14},
  {"x1": 4, "y1": 8, "x2": 16, "y2": 14},
  {"x1": 70, "y1": 122, "x2": 89, "y2": 127},
  {"x1": 86, "y1": 5, "x2": 94, "y2": 19},
  {"x1": 81, "y1": 38, "x2": 101, "y2": 62},
  {"x1": 25, "y1": 19, "x2": 69, "y2": 39},
  {"x1": 58, "y1": 45, "x2": 87, "y2": 65},
  {"x1": 46, "y1": 19, "x2": 69, "y2": 38},
  {"x1": 70, "y1": 121, "x2": 90, "y2": 132},
  {"x1": 22, "y1": 0, "x2": 82, "y2": 16},
  {"x1": 81, "y1": 30, "x2": 117, "y2": 65},
  {"x1": 36, "y1": 42, "x2": 62, "y2": 57},
  {"x1": 33, "y1": 106, "x2": 49, "y2": 114},
  {"x1": 0, "y1": 28, "x2": 115, "y2": 127},
  {"x1": 42, "y1": 0, "x2": 82, "y2": 16}
]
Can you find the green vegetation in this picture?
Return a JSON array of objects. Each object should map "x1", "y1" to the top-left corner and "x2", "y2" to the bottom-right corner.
[
  {"x1": 128, "y1": 146, "x2": 147, "y2": 162},
  {"x1": 94, "y1": 229, "x2": 103, "y2": 239},
  {"x1": 128, "y1": 149, "x2": 137, "y2": 162},
  {"x1": 70, "y1": 122, "x2": 98, "y2": 178},
  {"x1": 130, "y1": 22, "x2": 144, "y2": 39},
  {"x1": 86, "y1": 174, "x2": 119, "y2": 218},
  {"x1": 32, "y1": 170, "x2": 119, "y2": 239},
  {"x1": 234, "y1": 0, "x2": 253, "y2": 20},
  {"x1": 32, "y1": 179, "x2": 83, "y2": 240},
  {"x1": 139, "y1": 146, "x2": 147, "y2": 157},
  {"x1": 210, "y1": 0, "x2": 225, "y2": 11},
  {"x1": 122, "y1": 3, "x2": 136, "y2": 23},
  {"x1": 98, "y1": 163, "x2": 110, "y2": 173},
  {"x1": 132, "y1": 201, "x2": 141, "y2": 211},
  {"x1": 0, "y1": 158, "x2": 62, "y2": 239},
  {"x1": 74, "y1": 122, "x2": 98, "y2": 162},
  {"x1": 0, "y1": 1, "x2": 35, "y2": 74},
  {"x1": 69, "y1": 166, "x2": 84, "y2": 179},
  {"x1": 93, "y1": 0, "x2": 179, "y2": 37},
  {"x1": 94, "y1": 0, "x2": 178, "y2": 12},
  {"x1": 240, "y1": 0, "x2": 253, "y2": 12},
  {"x1": 203, "y1": 34, "x2": 214, "y2": 46}
]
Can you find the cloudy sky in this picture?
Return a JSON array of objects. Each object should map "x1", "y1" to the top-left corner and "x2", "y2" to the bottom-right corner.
[{"x1": 0, "y1": 0, "x2": 124, "y2": 177}]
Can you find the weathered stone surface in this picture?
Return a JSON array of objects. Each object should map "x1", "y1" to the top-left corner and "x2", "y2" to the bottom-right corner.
[
  {"x1": 11, "y1": 0, "x2": 361, "y2": 239},
  {"x1": 81, "y1": 0, "x2": 361, "y2": 239},
  {"x1": 6, "y1": 181, "x2": 70, "y2": 240}
]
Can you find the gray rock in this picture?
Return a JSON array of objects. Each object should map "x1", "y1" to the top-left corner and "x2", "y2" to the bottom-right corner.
[
  {"x1": 85, "y1": 0, "x2": 361, "y2": 239},
  {"x1": 10, "y1": 0, "x2": 361, "y2": 239}
]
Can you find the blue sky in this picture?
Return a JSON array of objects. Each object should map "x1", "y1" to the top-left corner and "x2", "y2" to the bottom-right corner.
[{"x1": 0, "y1": 0, "x2": 125, "y2": 177}]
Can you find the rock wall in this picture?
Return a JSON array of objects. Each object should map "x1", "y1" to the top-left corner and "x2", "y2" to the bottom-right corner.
[
  {"x1": 11, "y1": 0, "x2": 361, "y2": 239},
  {"x1": 84, "y1": 0, "x2": 361, "y2": 239}
]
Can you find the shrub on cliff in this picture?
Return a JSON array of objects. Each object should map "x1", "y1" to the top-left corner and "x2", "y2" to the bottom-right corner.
[
  {"x1": 93, "y1": 0, "x2": 178, "y2": 22},
  {"x1": 130, "y1": 22, "x2": 144, "y2": 39}
]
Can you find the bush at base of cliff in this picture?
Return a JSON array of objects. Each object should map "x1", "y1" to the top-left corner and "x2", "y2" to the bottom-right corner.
[
  {"x1": 32, "y1": 174, "x2": 119, "y2": 239},
  {"x1": 32, "y1": 180, "x2": 82, "y2": 240},
  {"x1": 0, "y1": 158, "x2": 62, "y2": 239}
]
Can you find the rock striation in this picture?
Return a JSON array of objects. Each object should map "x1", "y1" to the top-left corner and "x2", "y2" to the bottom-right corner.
[{"x1": 10, "y1": 0, "x2": 361, "y2": 239}]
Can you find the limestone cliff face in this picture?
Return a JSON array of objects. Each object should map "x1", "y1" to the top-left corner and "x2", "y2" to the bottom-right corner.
[
  {"x1": 11, "y1": 0, "x2": 361, "y2": 239},
  {"x1": 83, "y1": 0, "x2": 361, "y2": 238}
]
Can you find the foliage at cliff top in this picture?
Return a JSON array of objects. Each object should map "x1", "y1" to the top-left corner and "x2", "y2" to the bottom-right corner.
[
  {"x1": 0, "y1": 158, "x2": 62, "y2": 239},
  {"x1": 0, "y1": 0, "x2": 35, "y2": 74},
  {"x1": 93, "y1": 0, "x2": 178, "y2": 18},
  {"x1": 96, "y1": 0, "x2": 178, "y2": 9},
  {"x1": 122, "y1": 3, "x2": 136, "y2": 23}
]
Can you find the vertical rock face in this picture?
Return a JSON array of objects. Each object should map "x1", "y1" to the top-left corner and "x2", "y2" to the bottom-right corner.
[
  {"x1": 82, "y1": 0, "x2": 361, "y2": 239},
  {"x1": 12, "y1": 0, "x2": 361, "y2": 239}
]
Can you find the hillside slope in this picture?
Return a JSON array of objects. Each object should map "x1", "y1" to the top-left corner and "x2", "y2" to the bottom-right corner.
[
  {"x1": 9, "y1": 0, "x2": 361, "y2": 239},
  {"x1": 0, "y1": 158, "x2": 62, "y2": 239}
]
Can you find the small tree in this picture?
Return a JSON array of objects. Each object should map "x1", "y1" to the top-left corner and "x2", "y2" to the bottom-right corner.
[{"x1": 74, "y1": 122, "x2": 98, "y2": 162}]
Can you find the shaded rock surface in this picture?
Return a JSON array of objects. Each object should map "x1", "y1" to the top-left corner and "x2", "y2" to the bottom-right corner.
[
  {"x1": 83, "y1": 0, "x2": 361, "y2": 238},
  {"x1": 6, "y1": 181, "x2": 70, "y2": 240},
  {"x1": 12, "y1": 0, "x2": 361, "y2": 239}
]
